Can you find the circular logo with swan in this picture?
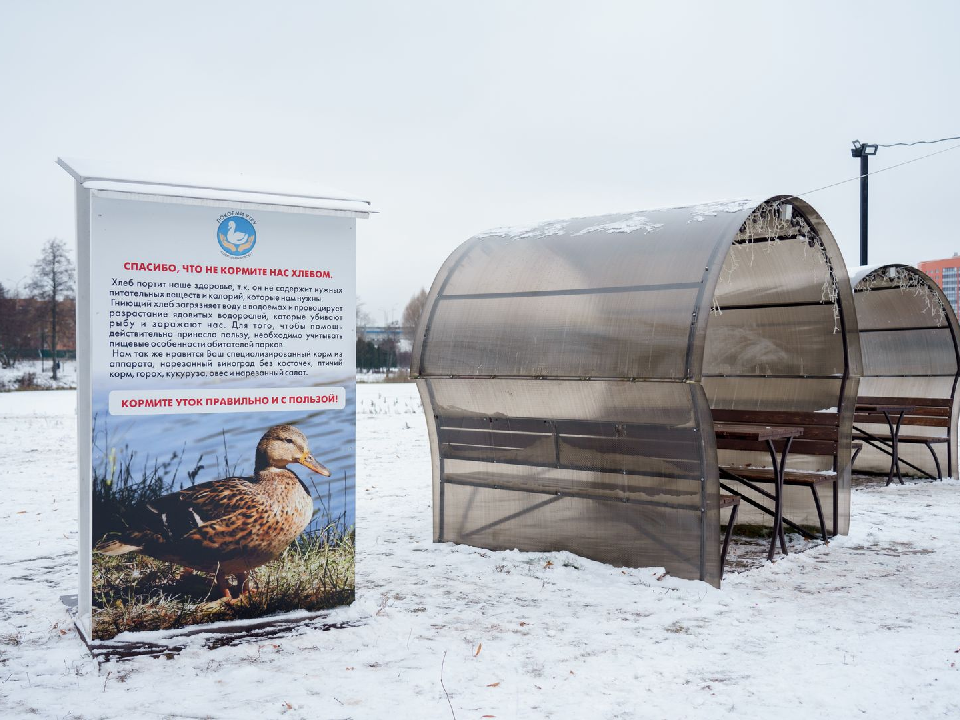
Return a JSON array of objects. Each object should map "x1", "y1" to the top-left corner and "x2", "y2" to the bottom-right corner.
[{"x1": 217, "y1": 213, "x2": 257, "y2": 257}]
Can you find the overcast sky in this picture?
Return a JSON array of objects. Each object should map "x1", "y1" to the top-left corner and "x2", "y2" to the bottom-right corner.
[{"x1": 2, "y1": 1, "x2": 958, "y2": 322}]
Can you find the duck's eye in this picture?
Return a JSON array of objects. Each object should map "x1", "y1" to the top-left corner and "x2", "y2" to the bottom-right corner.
[{"x1": 285, "y1": 438, "x2": 294, "y2": 444}]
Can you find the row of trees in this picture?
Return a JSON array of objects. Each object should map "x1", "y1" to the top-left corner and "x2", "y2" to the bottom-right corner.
[
  {"x1": 356, "y1": 336, "x2": 404, "y2": 372},
  {"x1": 0, "y1": 239, "x2": 76, "y2": 380},
  {"x1": 3, "y1": 237, "x2": 429, "y2": 380},
  {"x1": 355, "y1": 288, "x2": 427, "y2": 372}
]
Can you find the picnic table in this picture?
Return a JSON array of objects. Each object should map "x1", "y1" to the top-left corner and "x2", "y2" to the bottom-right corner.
[
  {"x1": 714, "y1": 423, "x2": 804, "y2": 561},
  {"x1": 855, "y1": 403, "x2": 915, "y2": 485}
]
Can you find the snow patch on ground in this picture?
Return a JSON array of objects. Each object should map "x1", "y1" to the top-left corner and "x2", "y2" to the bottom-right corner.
[
  {"x1": 0, "y1": 359, "x2": 77, "y2": 391},
  {"x1": 1, "y1": 384, "x2": 959, "y2": 719},
  {"x1": 356, "y1": 369, "x2": 406, "y2": 383},
  {"x1": 357, "y1": 387, "x2": 421, "y2": 416}
]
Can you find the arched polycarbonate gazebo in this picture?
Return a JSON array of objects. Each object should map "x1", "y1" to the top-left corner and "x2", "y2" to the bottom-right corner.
[
  {"x1": 413, "y1": 197, "x2": 862, "y2": 586},
  {"x1": 850, "y1": 264, "x2": 960, "y2": 480}
]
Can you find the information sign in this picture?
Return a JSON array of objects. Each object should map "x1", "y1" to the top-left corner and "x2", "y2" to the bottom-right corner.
[{"x1": 60, "y1": 159, "x2": 370, "y2": 642}]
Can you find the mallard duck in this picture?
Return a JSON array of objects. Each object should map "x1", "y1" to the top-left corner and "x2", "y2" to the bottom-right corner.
[{"x1": 96, "y1": 424, "x2": 330, "y2": 599}]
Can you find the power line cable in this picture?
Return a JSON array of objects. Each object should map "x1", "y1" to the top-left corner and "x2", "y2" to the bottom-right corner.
[
  {"x1": 793, "y1": 141, "x2": 960, "y2": 200},
  {"x1": 878, "y1": 134, "x2": 960, "y2": 148}
]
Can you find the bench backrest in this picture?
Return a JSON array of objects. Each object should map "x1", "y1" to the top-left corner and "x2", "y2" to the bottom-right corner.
[
  {"x1": 435, "y1": 415, "x2": 702, "y2": 482},
  {"x1": 855, "y1": 395, "x2": 951, "y2": 429},
  {"x1": 711, "y1": 409, "x2": 840, "y2": 457}
]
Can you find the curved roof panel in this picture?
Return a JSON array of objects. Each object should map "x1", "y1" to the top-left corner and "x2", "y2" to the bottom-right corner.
[{"x1": 415, "y1": 196, "x2": 859, "y2": 382}]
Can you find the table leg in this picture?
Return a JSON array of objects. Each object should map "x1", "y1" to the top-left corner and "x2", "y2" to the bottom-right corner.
[
  {"x1": 765, "y1": 438, "x2": 792, "y2": 561},
  {"x1": 777, "y1": 437, "x2": 792, "y2": 554},
  {"x1": 893, "y1": 411, "x2": 905, "y2": 484},
  {"x1": 883, "y1": 411, "x2": 906, "y2": 486},
  {"x1": 883, "y1": 412, "x2": 895, "y2": 485}
]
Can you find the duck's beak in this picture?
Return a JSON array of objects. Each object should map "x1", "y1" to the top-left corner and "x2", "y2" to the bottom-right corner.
[{"x1": 299, "y1": 452, "x2": 331, "y2": 477}]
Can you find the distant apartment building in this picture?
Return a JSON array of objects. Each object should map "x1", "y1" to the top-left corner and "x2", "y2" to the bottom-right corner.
[{"x1": 917, "y1": 255, "x2": 960, "y2": 313}]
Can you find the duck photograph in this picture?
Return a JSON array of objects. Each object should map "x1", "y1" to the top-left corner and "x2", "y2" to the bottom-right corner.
[{"x1": 91, "y1": 419, "x2": 356, "y2": 640}]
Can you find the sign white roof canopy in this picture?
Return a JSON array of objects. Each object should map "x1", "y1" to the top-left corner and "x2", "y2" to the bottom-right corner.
[{"x1": 57, "y1": 157, "x2": 373, "y2": 216}]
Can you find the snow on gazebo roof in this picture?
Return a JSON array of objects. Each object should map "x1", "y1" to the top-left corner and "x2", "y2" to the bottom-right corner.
[{"x1": 847, "y1": 264, "x2": 916, "y2": 289}]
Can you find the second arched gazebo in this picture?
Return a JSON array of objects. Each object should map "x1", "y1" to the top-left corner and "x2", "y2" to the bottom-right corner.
[
  {"x1": 850, "y1": 264, "x2": 960, "y2": 480},
  {"x1": 413, "y1": 197, "x2": 862, "y2": 586}
]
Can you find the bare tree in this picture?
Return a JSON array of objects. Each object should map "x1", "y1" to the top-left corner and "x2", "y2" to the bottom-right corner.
[
  {"x1": 0, "y1": 282, "x2": 10, "y2": 367},
  {"x1": 356, "y1": 295, "x2": 374, "y2": 339},
  {"x1": 402, "y1": 288, "x2": 428, "y2": 344},
  {"x1": 27, "y1": 238, "x2": 75, "y2": 380},
  {"x1": 0, "y1": 284, "x2": 33, "y2": 368}
]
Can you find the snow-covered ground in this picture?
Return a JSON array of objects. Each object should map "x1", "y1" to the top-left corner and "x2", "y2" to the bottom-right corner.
[
  {"x1": 0, "y1": 358, "x2": 77, "y2": 391},
  {"x1": 1, "y1": 385, "x2": 959, "y2": 719},
  {"x1": 356, "y1": 369, "x2": 407, "y2": 383}
]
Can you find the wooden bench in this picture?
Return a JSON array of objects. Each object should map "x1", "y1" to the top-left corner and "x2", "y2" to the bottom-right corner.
[
  {"x1": 854, "y1": 396, "x2": 951, "y2": 481},
  {"x1": 712, "y1": 409, "x2": 855, "y2": 543},
  {"x1": 435, "y1": 414, "x2": 742, "y2": 577}
]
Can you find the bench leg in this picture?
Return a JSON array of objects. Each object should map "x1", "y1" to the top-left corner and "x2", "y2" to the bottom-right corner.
[
  {"x1": 925, "y1": 442, "x2": 943, "y2": 481},
  {"x1": 832, "y1": 473, "x2": 839, "y2": 537},
  {"x1": 810, "y1": 485, "x2": 828, "y2": 542},
  {"x1": 720, "y1": 501, "x2": 739, "y2": 580},
  {"x1": 855, "y1": 426, "x2": 937, "y2": 480},
  {"x1": 719, "y1": 480, "x2": 819, "y2": 539}
]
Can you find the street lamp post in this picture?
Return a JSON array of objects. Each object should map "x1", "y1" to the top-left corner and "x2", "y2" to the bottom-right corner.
[{"x1": 851, "y1": 140, "x2": 878, "y2": 265}]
